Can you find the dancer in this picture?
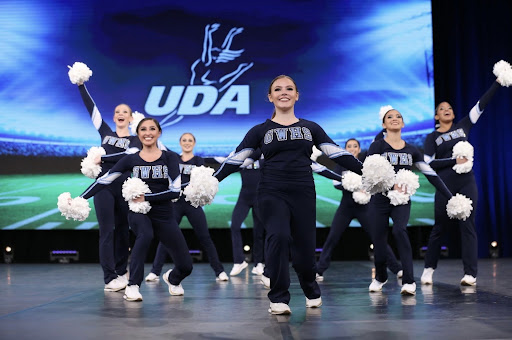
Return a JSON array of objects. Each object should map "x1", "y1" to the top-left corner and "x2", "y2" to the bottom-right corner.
[
  {"x1": 228, "y1": 149, "x2": 266, "y2": 277},
  {"x1": 315, "y1": 138, "x2": 402, "y2": 281},
  {"x1": 368, "y1": 108, "x2": 455, "y2": 295},
  {"x1": 75, "y1": 80, "x2": 141, "y2": 292},
  {"x1": 421, "y1": 74, "x2": 506, "y2": 286},
  {"x1": 145, "y1": 133, "x2": 228, "y2": 282},
  {"x1": 64, "y1": 118, "x2": 193, "y2": 301},
  {"x1": 212, "y1": 75, "x2": 364, "y2": 314}
]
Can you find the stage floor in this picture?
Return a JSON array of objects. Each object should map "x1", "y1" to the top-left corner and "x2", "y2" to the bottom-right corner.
[{"x1": 1, "y1": 259, "x2": 512, "y2": 339}]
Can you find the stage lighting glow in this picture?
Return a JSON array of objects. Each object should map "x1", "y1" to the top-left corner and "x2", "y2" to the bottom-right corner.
[
  {"x1": 489, "y1": 241, "x2": 499, "y2": 258},
  {"x1": 189, "y1": 249, "x2": 203, "y2": 262},
  {"x1": 4, "y1": 246, "x2": 13, "y2": 264},
  {"x1": 5, "y1": 246, "x2": 12, "y2": 253},
  {"x1": 243, "y1": 245, "x2": 251, "y2": 252}
]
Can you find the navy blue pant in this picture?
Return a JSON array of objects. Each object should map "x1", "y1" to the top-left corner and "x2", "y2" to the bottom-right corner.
[
  {"x1": 151, "y1": 197, "x2": 224, "y2": 276},
  {"x1": 316, "y1": 197, "x2": 402, "y2": 275},
  {"x1": 371, "y1": 195, "x2": 414, "y2": 284},
  {"x1": 259, "y1": 182, "x2": 320, "y2": 304},
  {"x1": 231, "y1": 190, "x2": 265, "y2": 264},
  {"x1": 128, "y1": 203, "x2": 192, "y2": 286},
  {"x1": 94, "y1": 180, "x2": 130, "y2": 284},
  {"x1": 424, "y1": 175, "x2": 478, "y2": 277}
]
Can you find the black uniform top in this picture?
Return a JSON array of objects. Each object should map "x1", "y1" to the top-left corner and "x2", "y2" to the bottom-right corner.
[
  {"x1": 424, "y1": 81, "x2": 500, "y2": 180},
  {"x1": 80, "y1": 150, "x2": 182, "y2": 205},
  {"x1": 178, "y1": 155, "x2": 205, "y2": 189},
  {"x1": 78, "y1": 84, "x2": 142, "y2": 178},
  {"x1": 368, "y1": 138, "x2": 452, "y2": 199},
  {"x1": 214, "y1": 119, "x2": 362, "y2": 185}
]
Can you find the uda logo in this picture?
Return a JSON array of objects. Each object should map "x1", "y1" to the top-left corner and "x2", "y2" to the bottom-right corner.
[{"x1": 144, "y1": 24, "x2": 254, "y2": 128}]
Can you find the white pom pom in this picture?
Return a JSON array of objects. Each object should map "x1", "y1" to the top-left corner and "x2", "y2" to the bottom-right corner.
[
  {"x1": 80, "y1": 146, "x2": 106, "y2": 178},
  {"x1": 342, "y1": 171, "x2": 362, "y2": 192},
  {"x1": 493, "y1": 60, "x2": 512, "y2": 87},
  {"x1": 361, "y1": 155, "x2": 395, "y2": 194},
  {"x1": 128, "y1": 201, "x2": 152, "y2": 214},
  {"x1": 446, "y1": 193, "x2": 473, "y2": 221},
  {"x1": 57, "y1": 192, "x2": 91, "y2": 221},
  {"x1": 452, "y1": 141, "x2": 474, "y2": 174},
  {"x1": 57, "y1": 192, "x2": 72, "y2": 216},
  {"x1": 352, "y1": 191, "x2": 371, "y2": 205},
  {"x1": 311, "y1": 145, "x2": 322, "y2": 161},
  {"x1": 183, "y1": 166, "x2": 219, "y2": 208},
  {"x1": 379, "y1": 105, "x2": 394, "y2": 121},
  {"x1": 122, "y1": 177, "x2": 152, "y2": 214},
  {"x1": 67, "y1": 62, "x2": 92, "y2": 84},
  {"x1": 394, "y1": 169, "x2": 420, "y2": 196},
  {"x1": 387, "y1": 190, "x2": 410, "y2": 206},
  {"x1": 129, "y1": 111, "x2": 145, "y2": 136}
]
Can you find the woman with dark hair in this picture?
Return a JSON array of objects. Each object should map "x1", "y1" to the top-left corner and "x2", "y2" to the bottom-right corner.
[
  {"x1": 65, "y1": 118, "x2": 193, "y2": 301},
  {"x1": 421, "y1": 75, "x2": 506, "y2": 287},
  {"x1": 315, "y1": 138, "x2": 402, "y2": 281},
  {"x1": 145, "y1": 132, "x2": 228, "y2": 282},
  {"x1": 212, "y1": 75, "x2": 363, "y2": 314},
  {"x1": 368, "y1": 109, "x2": 455, "y2": 296}
]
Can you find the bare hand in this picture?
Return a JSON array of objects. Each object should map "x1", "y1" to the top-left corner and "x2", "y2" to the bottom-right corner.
[
  {"x1": 94, "y1": 155, "x2": 101, "y2": 165},
  {"x1": 456, "y1": 157, "x2": 468, "y2": 164},
  {"x1": 132, "y1": 195, "x2": 145, "y2": 203},
  {"x1": 394, "y1": 184, "x2": 408, "y2": 194}
]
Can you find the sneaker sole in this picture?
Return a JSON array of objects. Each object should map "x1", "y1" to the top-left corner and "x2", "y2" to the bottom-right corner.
[
  {"x1": 306, "y1": 302, "x2": 322, "y2": 308},
  {"x1": 163, "y1": 271, "x2": 184, "y2": 295},
  {"x1": 400, "y1": 290, "x2": 416, "y2": 296},
  {"x1": 104, "y1": 286, "x2": 126, "y2": 292},
  {"x1": 461, "y1": 281, "x2": 476, "y2": 286},
  {"x1": 268, "y1": 308, "x2": 291, "y2": 315},
  {"x1": 421, "y1": 280, "x2": 433, "y2": 285},
  {"x1": 230, "y1": 263, "x2": 248, "y2": 276},
  {"x1": 123, "y1": 295, "x2": 142, "y2": 302},
  {"x1": 145, "y1": 278, "x2": 160, "y2": 282}
]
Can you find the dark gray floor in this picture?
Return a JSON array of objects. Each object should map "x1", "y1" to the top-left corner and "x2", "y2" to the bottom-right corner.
[{"x1": 1, "y1": 259, "x2": 512, "y2": 340}]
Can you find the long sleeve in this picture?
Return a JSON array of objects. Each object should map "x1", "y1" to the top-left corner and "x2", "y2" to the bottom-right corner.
[
  {"x1": 311, "y1": 161, "x2": 342, "y2": 181},
  {"x1": 78, "y1": 84, "x2": 112, "y2": 136}
]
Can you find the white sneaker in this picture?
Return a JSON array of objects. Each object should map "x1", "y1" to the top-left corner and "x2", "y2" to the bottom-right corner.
[
  {"x1": 460, "y1": 275, "x2": 477, "y2": 286},
  {"x1": 369, "y1": 279, "x2": 387, "y2": 292},
  {"x1": 316, "y1": 273, "x2": 324, "y2": 282},
  {"x1": 123, "y1": 285, "x2": 143, "y2": 301},
  {"x1": 145, "y1": 272, "x2": 160, "y2": 282},
  {"x1": 396, "y1": 270, "x2": 403, "y2": 279},
  {"x1": 306, "y1": 297, "x2": 322, "y2": 308},
  {"x1": 163, "y1": 269, "x2": 185, "y2": 296},
  {"x1": 118, "y1": 273, "x2": 129, "y2": 286},
  {"x1": 230, "y1": 262, "x2": 248, "y2": 276},
  {"x1": 401, "y1": 282, "x2": 417, "y2": 295},
  {"x1": 421, "y1": 268, "x2": 434, "y2": 285},
  {"x1": 251, "y1": 263, "x2": 265, "y2": 275},
  {"x1": 260, "y1": 274, "x2": 270, "y2": 289},
  {"x1": 104, "y1": 277, "x2": 127, "y2": 292},
  {"x1": 268, "y1": 302, "x2": 291, "y2": 315},
  {"x1": 216, "y1": 271, "x2": 229, "y2": 281}
]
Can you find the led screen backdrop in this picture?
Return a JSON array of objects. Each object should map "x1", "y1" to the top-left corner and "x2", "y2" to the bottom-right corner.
[{"x1": 0, "y1": 0, "x2": 435, "y2": 230}]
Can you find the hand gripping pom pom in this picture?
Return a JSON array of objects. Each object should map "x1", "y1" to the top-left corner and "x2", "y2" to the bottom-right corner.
[
  {"x1": 446, "y1": 193, "x2": 473, "y2": 221},
  {"x1": 387, "y1": 190, "x2": 410, "y2": 206},
  {"x1": 129, "y1": 111, "x2": 146, "y2": 136},
  {"x1": 57, "y1": 192, "x2": 91, "y2": 221},
  {"x1": 80, "y1": 146, "x2": 106, "y2": 178},
  {"x1": 452, "y1": 141, "x2": 474, "y2": 174},
  {"x1": 353, "y1": 191, "x2": 371, "y2": 205},
  {"x1": 67, "y1": 62, "x2": 92, "y2": 84},
  {"x1": 122, "y1": 177, "x2": 152, "y2": 214},
  {"x1": 183, "y1": 166, "x2": 219, "y2": 208},
  {"x1": 379, "y1": 105, "x2": 394, "y2": 121},
  {"x1": 493, "y1": 60, "x2": 512, "y2": 87},
  {"x1": 361, "y1": 155, "x2": 395, "y2": 194},
  {"x1": 342, "y1": 171, "x2": 362, "y2": 192}
]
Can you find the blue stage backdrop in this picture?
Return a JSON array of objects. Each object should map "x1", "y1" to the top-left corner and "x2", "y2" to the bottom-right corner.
[{"x1": 0, "y1": 0, "x2": 435, "y2": 230}]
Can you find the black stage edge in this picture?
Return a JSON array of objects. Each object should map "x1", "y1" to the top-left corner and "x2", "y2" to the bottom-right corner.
[{"x1": 0, "y1": 226, "x2": 475, "y2": 264}]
